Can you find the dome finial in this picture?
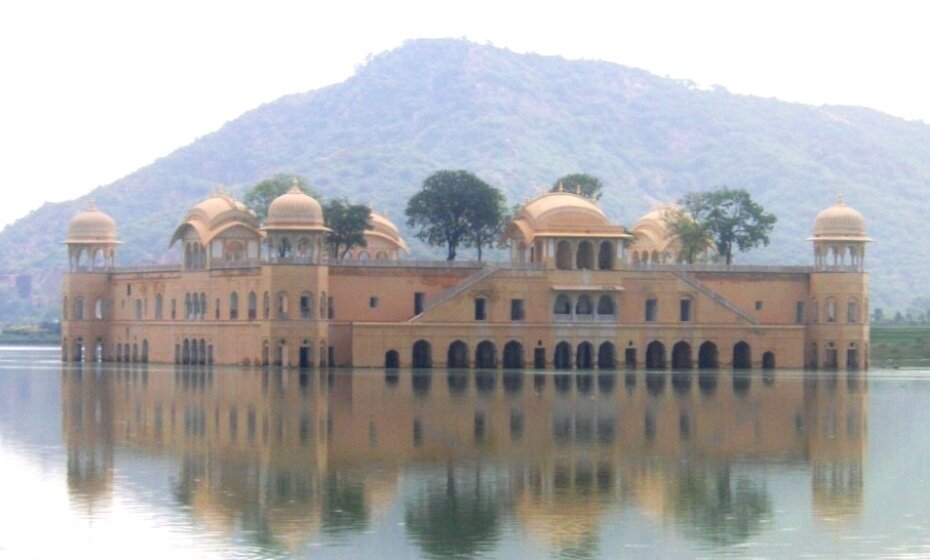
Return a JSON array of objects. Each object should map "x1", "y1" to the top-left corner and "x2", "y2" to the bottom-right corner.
[
  {"x1": 87, "y1": 198, "x2": 97, "y2": 211},
  {"x1": 288, "y1": 177, "x2": 302, "y2": 194},
  {"x1": 836, "y1": 192, "x2": 845, "y2": 205},
  {"x1": 557, "y1": 182, "x2": 564, "y2": 193},
  {"x1": 575, "y1": 185, "x2": 581, "y2": 195}
]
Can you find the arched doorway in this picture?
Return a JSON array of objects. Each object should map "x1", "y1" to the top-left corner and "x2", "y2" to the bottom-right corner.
[
  {"x1": 141, "y1": 340, "x2": 148, "y2": 363},
  {"x1": 672, "y1": 341, "x2": 692, "y2": 369},
  {"x1": 554, "y1": 342, "x2": 572, "y2": 370},
  {"x1": 576, "y1": 241, "x2": 594, "y2": 269},
  {"x1": 598, "y1": 241, "x2": 614, "y2": 270},
  {"x1": 733, "y1": 341, "x2": 751, "y2": 369},
  {"x1": 598, "y1": 342, "x2": 616, "y2": 369},
  {"x1": 698, "y1": 342, "x2": 719, "y2": 369},
  {"x1": 503, "y1": 341, "x2": 524, "y2": 369},
  {"x1": 762, "y1": 351, "x2": 775, "y2": 370},
  {"x1": 645, "y1": 341, "x2": 666, "y2": 370},
  {"x1": 412, "y1": 340, "x2": 432, "y2": 369},
  {"x1": 576, "y1": 342, "x2": 594, "y2": 369},
  {"x1": 475, "y1": 341, "x2": 497, "y2": 369},
  {"x1": 299, "y1": 340, "x2": 313, "y2": 368},
  {"x1": 447, "y1": 340, "x2": 468, "y2": 368},
  {"x1": 384, "y1": 350, "x2": 399, "y2": 369},
  {"x1": 556, "y1": 241, "x2": 572, "y2": 270}
]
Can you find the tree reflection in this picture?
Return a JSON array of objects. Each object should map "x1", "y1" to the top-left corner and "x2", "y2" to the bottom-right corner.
[
  {"x1": 405, "y1": 463, "x2": 502, "y2": 558},
  {"x1": 673, "y1": 465, "x2": 772, "y2": 547}
]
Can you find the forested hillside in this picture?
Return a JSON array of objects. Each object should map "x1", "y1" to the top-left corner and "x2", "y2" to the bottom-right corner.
[{"x1": 2, "y1": 38, "x2": 927, "y2": 312}]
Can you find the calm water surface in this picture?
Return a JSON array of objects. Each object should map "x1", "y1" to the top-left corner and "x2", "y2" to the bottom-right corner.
[{"x1": 1, "y1": 346, "x2": 929, "y2": 558}]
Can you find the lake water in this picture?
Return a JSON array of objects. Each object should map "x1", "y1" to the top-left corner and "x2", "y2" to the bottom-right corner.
[{"x1": 1, "y1": 346, "x2": 929, "y2": 558}]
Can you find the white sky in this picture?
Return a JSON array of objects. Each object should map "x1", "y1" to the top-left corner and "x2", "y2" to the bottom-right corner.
[{"x1": 1, "y1": 0, "x2": 928, "y2": 228}]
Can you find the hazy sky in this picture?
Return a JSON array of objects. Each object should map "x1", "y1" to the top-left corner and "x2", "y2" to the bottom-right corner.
[{"x1": 1, "y1": 0, "x2": 928, "y2": 228}]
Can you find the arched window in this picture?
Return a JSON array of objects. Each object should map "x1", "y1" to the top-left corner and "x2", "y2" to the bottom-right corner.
[
  {"x1": 503, "y1": 341, "x2": 524, "y2": 369},
  {"x1": 576, "y1": 241, "x2": 594, "y2": 270},
  {"x1": 277, "y1": 237, "x2": 292, "y2": 259},
  {"x1": 475, "y1": 341, "x2": 496, "y2": 369},
  {"x1": 263, "y1": 291, "x2": 270, "y2": 319},
  {"x1": 645, "y1": 341, "x2": 665, "y2": 370},
  {"x1": 358, "y1": 251, "x2": 369, "y2": 261},
  {"x1": 733, "y1": 341, "x2": 752, "y2": 369},
  {"x1": 276, "y1": 291, "x2": 288, "y2": 320},
  {"x1": 596, "y1": 295, "x2": 615, "y2": 316},
  {"x1": 847, "y1": 299, "x2": 858, "y2": 323},
  {"x1": 698, "y1": 341, "x2": 719, "y2": 369},
  {"x1": 74, "y1": 297, "x2": 85, "y2": 320},
  {"x1": 154, "y1": 294, "x2": 163, "y2": 320},
  {"x1": 554, "y1": 294, "x2": 572, "y2": 315},
  {"x1": 300, "y1": 292, "x2": 313, "y2": 319},
  {"x1": 412, "y1": 340, "x2": 432, "y2": 369},
  {"x1": 554, "y1": 342, "x2": 572, "y2": 369},
  {"x1": 556, "y1": 240, "x2": 573, "y2": 270},
  {"x1": 95, "y1": 298, "x2": 105, "y2": 320},
  {"x1": 248, "y1": 291, "x2": 257, "y2": 320},
  {"x1": 576, "y1": 294, "x2": 593, "y2": 316},
  {"x1": 825, "y1": 298, "x2": 837, "y2": 323},
  {"x1": 229, "y1": 291, "x2": 239, "y2": 320},
  {"x1": 598, "y1": 241, "x2": 614, "y2": 270},
  {"x1": 447, "y1": 340, "x2": 468, "y2": 368},
  {"x1": 598, "y1": 342, "x2": 615, "y2": 369},
  {"x1": 672, "y1": 341, "x2": 692, "y2": 369}
]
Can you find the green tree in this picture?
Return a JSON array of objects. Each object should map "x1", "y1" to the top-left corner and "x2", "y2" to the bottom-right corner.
[
  {"x1": 662, "y1": 207, "x2": 714, "y2": 264},
  {"x1": 324, "y1": 198, "x2": 372, "y2": 259},
  {"x1": 243, "y1": 174, "x2": 320, "y2": 223},
  {"x1": 680, "y1": 187, "x2": 776, "y2": 265},
  {"x1": 464, "y1": 182, "x2": 507, "y2": 261},
  {"x1": 551, "y1": 173, "x2": 604, "y2": 200},
  {"x1": 406, "y1": 170, "x2": 505, "y2": 261}
]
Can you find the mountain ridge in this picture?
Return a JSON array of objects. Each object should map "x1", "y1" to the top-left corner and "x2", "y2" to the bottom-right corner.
[{"x1": 2, "y1": 38, "x2": 925, "y2": 312}]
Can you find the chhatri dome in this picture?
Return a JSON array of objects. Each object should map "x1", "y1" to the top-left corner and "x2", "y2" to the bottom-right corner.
[
  {"x1": 170, "y1": 191, "x2": 259, "y2": 247},
  {"x1": 507, "y1": 190, "x2": 626, "y2": 244},
  {"x1": 367, "y1": 211, "x2": 409, "y2": 253},
  {"x1": 810, "y1": 194, "x2": 870, "y2": 241},
  {"x1": 66, "y1": 200, "x2": 118, "y2": 244},
  {"x1": 264, "y1": 181, "x2": 327, "y2": 231}
]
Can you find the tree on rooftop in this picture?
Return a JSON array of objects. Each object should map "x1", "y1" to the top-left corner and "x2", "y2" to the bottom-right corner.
[
  {"x1": 405, "y1": 170, "x2": 506, "y2": 261},
  {"x1": 243, "y1": 174, "x2": 321, "y2": 223},
  {"x1": 662, "y1": 206, "x2": 714, "y2": 264},
  {"x1": 324, "y1": 198, "x2": 372, "y2": 259},
  {"x1": 551, "y1": 173, "x2": 604, "y2": 200},
  {"x1": 679, "y1": 187, "x2": 776, "y2": 265}
]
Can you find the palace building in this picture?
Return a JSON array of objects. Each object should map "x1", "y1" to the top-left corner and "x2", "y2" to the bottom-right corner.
[{"x1": 61, "y1": 185, "x2": 870, "y2": 370}]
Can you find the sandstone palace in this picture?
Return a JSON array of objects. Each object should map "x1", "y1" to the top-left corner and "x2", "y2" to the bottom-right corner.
[{"x1": 60, "y1": 186, "x2": 870, "y2": 370}]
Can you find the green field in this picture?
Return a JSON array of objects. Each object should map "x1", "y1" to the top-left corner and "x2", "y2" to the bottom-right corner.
[{"x1": 870, "y1": 326, "x2": 930, "y2": 367}]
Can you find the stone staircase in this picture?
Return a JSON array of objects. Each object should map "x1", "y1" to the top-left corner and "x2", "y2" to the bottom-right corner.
[
  {"x1": 411, "y1": 265, "x2": 499, "y2": 320},
  {"x1": 670, "y1": 270, "x2": 758, "y2": 325}
]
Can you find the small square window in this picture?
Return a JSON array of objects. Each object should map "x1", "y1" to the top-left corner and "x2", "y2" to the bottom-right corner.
[
  {"x1": 680, "y1": 299, "x2": 692, "y2": 322},
  {"x1": 755, "y1": 301, "x2": 763, "y2": 311},
  {"x1": 511, "y1": 299, "x2": 525, "y2": 321},
  {"x1": 370, "y1": 296, "x2": 379, "y2": 308},
  {"x1": 645, "y1": 298, "x2": 658, "y2": 322},
  {"x1": 475, "y1": 298, "x2": 487, "y2": 321}
]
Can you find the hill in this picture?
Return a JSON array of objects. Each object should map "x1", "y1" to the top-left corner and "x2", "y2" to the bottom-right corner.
[{"x1": 2, "y1": 38, "x2": 926, "y2": 313}]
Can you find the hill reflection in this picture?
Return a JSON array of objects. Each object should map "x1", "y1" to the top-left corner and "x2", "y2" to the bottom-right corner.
[{"x1": 61, "y1": 366, "x2": 867, "y2": 556}]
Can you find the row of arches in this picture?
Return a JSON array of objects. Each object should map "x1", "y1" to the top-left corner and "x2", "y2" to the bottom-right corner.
[
  {"x1": 260, "y1": 339, "x2": 328, "y2": 368},
  {"x1": 555, "y1": 240, "x2": 616, "y2": 271},
  {"x1": 553, "y1": 293, "x2": 616, "y2": 318},
  {"x1": 176, "y1": 338, "x2": 213, "y2": 365},
  {"x1": 391, "y1": 339, "x2": 774, "y2": 370},
  {"x1": 63, "y1": 338, "x2": 149, "y2": 363}
]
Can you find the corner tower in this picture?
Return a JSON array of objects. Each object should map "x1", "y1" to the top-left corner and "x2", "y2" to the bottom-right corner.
[
  {"x1": 807, "y1": 195, "x2": 871, "y2": 370},
  {"x1": 62, "y1": 201, "x2": 119, "y2": 362}
]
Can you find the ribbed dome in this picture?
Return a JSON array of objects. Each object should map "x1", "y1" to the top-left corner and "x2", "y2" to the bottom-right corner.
[
  {"x1": 811, "y1": 196, "x2": 869, "y2": 240},
  {"x1": 265, "y1": 185, "x2": 325, "y2": 230},
  {"x1": 520, "y1": 191, "x2": 610, "y2": 228},
  {"x1": 366, "y1": 211, "x2": 409, "y2": 253},
  {"x1": 66, "y1": 201, "x2": 117, "y2": 243}
]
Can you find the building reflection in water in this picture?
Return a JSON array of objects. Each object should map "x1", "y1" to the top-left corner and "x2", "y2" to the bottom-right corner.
[{"x1": 61, "y1": 365, "x2": 867, "y2": 556}]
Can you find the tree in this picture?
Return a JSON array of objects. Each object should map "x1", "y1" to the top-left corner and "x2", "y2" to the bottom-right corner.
[
  {"x1": 551, "y1": 173, "x2": 604, "y2": 200},
  {"x1": 243, "y1": 174, "x2": 321, "y2": 223},
  {"x1": 324, "y1": 198, "x2": 372, "y2": 259},
  {"x1": 680, "y1": 187, "x2": 776, "y2": 265},
  {"x1": 406, "y1": 170, "x2": 505, "y2": 261},
  {"x1": 464, "y1": 183, "x2": 506, "y2": 261},
  {"x1": 662, "y1": 206, "x2": 713, "y2": 264}
]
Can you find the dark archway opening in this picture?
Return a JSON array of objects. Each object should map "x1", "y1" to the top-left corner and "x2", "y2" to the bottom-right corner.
[
  {"x1": 762, "y1": 351, "x2": 775, "y2": 370},
  {"x1": 447, "y1": 340, "x2": 468, "y2": 369},
  {"x1": 624, "y1": 347, "x2": 637, "y2": 368},
  {"x1": 698, "y1": 342, "x2": 719, "y2": 369},
  {"x1": 598, "y1": 342, "x2": 616, "y2": 369},
  {"x1": 733, "y1": 341, "x2": 752, "y2": 370},
  {"x1": 554, "y1": 342, "x2": 572, "y2": 370},
  {"x1": 672, "y1": 342, "x2": 692, "y2": 369},
  {"x1": 576, "y1": 342, "x2": 594, "y2": 370},
  {"x1": 384, "y1": 350, "x2": 400, "y2": 369},
  {"x1": 645, "y1": 341, "x2": 666, "y2": 370},
  {"x1": 503, "y1": 341, "x2": 524, "y2": 369},
  {"x1": 412, "y1": 340, "x2": 432, "y2": 369},
  {"x1": 475, "y1": 341, "x2": 497, "y2": 369}
]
